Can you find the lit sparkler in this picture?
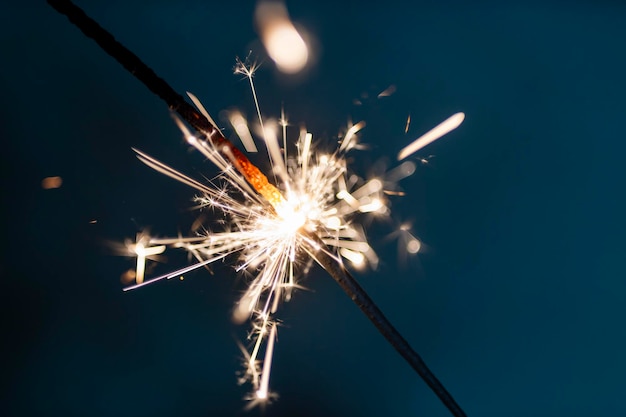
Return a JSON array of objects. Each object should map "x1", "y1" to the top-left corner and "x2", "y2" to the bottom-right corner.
[
  {"x1": 48, "y1": 1, "x2": 468, "y2": 415},
  {"x1": 125, "y1": 62, "x2": 461, "y2": 405},
  {"x1": 122, "y1": 61, "x2": 415, "y2": 398}
]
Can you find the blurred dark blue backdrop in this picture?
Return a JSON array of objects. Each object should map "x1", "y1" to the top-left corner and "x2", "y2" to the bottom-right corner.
[{"x1": 2, "y1": 1, "x2": 626, "y2": 416}]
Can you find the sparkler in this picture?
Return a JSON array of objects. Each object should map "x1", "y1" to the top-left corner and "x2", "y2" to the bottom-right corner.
[{"x1": 48, "y1": 1, "x2": 467, "y2": 415}]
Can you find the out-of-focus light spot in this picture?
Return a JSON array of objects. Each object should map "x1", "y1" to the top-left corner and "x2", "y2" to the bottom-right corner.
[
  {"x1": 233, "y1": 302, "x2": 252, "y2": 324},
  {"x1": 377, "y1": 84, "x2": 396, "y2": 98},
  {"x1": 228, "y1": 110, "x2": 258, "y2": 152},
  {"x1": 120, "y1": 269, "x2": 136, "y2": 284},
  {"x1": 407, "y1": 238, "x2": 421, "y2": 254},
  {"x1": 359, "y1": 197, "x2": 383, "y2": 213},
  {"x1": 255, "y1": 1, "x2": 309, "y2": 74},
  {"x1": 340, "y1": 248, "x2": 365, "y2": 269},
  {"x1": 42, "y1": 176, "x2": 62, "y2": 189}
]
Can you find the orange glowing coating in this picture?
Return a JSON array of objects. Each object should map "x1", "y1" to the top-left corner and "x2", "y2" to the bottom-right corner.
[
  {"x1": 227, "y1": 145, "x2": 286, "y2": 208},
  {"x1": 182, "y1": 92, "x2": 286, "y2": 209},
  {"x1": 202, "y1": 127, "x2": 285, "y2": 208}
]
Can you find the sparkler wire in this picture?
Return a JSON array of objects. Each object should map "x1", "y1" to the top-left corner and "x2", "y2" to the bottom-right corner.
[
  {"x1": 308, "y1": 237, "x2": 467, "y2": 417},
  {"x1": 47, "y1": 1, "x2": 467, "y2": 415}
]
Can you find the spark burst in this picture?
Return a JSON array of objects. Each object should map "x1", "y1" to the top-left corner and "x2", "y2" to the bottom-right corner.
[
  {"x1": 123, "y1": 59, "x2": 448, "y2": 402},
  {"x1": 48, "y1": 1, "x2": 467, "y2": 415}
]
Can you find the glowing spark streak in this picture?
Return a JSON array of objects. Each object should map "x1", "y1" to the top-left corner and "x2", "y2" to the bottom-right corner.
[
  {"x1": 256, "y1": 324, "x2": 277, "y2": 400},
  {"x1": 386, "y1": 161, "x2": 416, "y2": 183},
  {"x1": 358, "y1": 198, "x2": 383, "y2": 213},
  {"x1": 128, "y1": 233, "x2": 166, "y2": 284},
  {"x1": 148, "y1": 236, "x2": 211, "y2": 245},
  {"x1": 323, "y1": 239, "x2": 370, "y2": 252},
  {"x1": 340, "y1": 248, "x2": 365, "y2": 267},
  {"x1": 262, "y1": 122, "x2": 291, "y2": 193},
  {"x1": 228, "y1": 110, "x2": 258, "y2": 153},
  {"x1": 235, "y1": 60, "x2": 278, "y2": 180},
  {"x1": 351, "y1": 178, "x2": 382, "y2": 199},
  {"x1": 124, "y1": 256, "x2": 219, "y2": 291},
  {"x1": 280, "y1": 106, "x2": 288, "y2": 163},
  {"x1": 377, "y1": 84, "x2": 396, "y2": 98},
  {"x1": 405, "y1": 114, "x2": 411, "y2": 133},
  {"x1": 339, "y1": 121, "x2": 366, "y2": 152},
  {"x1": 186, "y1": 92, "x2": 220, "y2": 132},
  {"x1": 133, "y1": 148, "x2": 215, "y2": 195},
  {"x1": 300, "y1": 131, "x2": 312, "y2": 183},
  {"x1": 397, "y1": 112, "x2": 465, "y2": 161}
]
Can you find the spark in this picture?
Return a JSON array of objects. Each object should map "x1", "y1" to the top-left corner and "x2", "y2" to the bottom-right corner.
[
  {"x1": 227, "y1": 109, "x2": 258, "y2": 153},
  {"x1": 398, "y1": 222, "x2": 422, "y2": 254},
  {"x1": 126, "y1": 232, "x2": 166, "y2": 284}
]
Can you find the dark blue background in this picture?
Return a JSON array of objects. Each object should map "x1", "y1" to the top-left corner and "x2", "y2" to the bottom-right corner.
[{"x1": 3, "y1": 1, "x2": 626, "y2": 416}]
